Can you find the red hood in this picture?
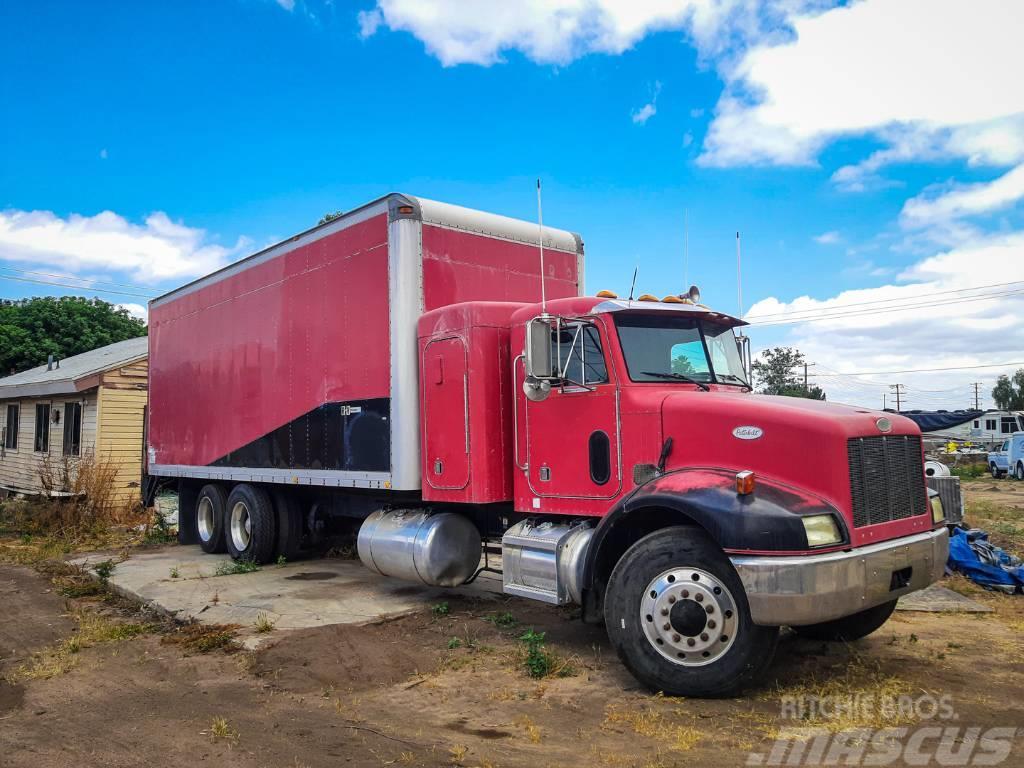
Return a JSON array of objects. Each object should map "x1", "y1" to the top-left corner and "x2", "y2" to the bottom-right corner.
[{"x1": 659, "y1": 391, "x2": 928, "y2": 545}]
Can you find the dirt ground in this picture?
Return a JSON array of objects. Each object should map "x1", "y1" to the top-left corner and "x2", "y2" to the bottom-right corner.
[{"x1": 2, "y1": 484, "x2": 1024, "y2": 768}]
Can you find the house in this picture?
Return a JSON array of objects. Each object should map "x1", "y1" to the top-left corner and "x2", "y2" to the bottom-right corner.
[{"x1": 0, "y1": 337, "x2": 148, "y2": 503}]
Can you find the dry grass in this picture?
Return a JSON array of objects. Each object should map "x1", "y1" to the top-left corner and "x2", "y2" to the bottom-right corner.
[
  {"x1": 5, "y1": 609, "x2": 151, "y2": 682},
  {"x1": 602, "y1": 702, "x2": 702, "y2": 752},
  {"x1": 207, "y1": 716, "x2": 239, "y2": 743},
  {"x1": 254, "y1": 612, "x2": 276, "y2": 633},
  {"x1": 161, "y1": 622, "x2": 240, "y2": 654}
]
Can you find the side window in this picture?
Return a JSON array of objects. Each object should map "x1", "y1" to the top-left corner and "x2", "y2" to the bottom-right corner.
[
  {"x1": 986, "y1": 419, "x2": 997, "y2": 431},
  {"x1": 3, "y1": 404, "x2": 17, "y2": 450},
  {"x1": 34, "y1": 404, "x2": 51, "y2": 452},
  {"x1": 63, "y1": 402, "x2": 83, "y2": 457},
  {"x1": 551, "y1": 323, "x2": 608, "y2": 386},
  {"x1": 973, "y1": 420, "x2": 980, "y2": 428},
  {"x1": 1003, "y1": 441, "x2": 1010, "y2": 452},
  {"x1": 1001, "y1": 417, "x2": 1018, "y2": 434}
]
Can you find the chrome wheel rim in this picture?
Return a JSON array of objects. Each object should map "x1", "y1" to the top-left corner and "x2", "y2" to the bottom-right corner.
[
  {"x1": 197, "y1": 497, "x2": 214, "y2": 543},
  {"x1": 640, "y1": 567, "x2": 739, "y2": 667},
  {"x1": 230, "y1": 501, "x2": 252, "y2": 552}
]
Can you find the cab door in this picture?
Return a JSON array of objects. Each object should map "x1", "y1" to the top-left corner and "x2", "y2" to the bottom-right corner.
[
  {"x1": 524, "y1": 320, "x2": 620, "y2": 499},
  {"x1": 421, "y1": 337, "x2": 470, "y2": 490}
]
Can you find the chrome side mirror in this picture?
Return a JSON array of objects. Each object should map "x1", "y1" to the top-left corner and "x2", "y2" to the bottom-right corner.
[{"x1": 525, "y1": 317, "x2": 554, "y2": 379}]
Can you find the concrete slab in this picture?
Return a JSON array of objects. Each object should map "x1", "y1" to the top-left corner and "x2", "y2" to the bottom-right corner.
[
  {"x1": 70, "y1": 546, "x2": 503, "y2": 646},
  {"x1": 896, "y1": 584, "x2": 993, "y2": 613}
]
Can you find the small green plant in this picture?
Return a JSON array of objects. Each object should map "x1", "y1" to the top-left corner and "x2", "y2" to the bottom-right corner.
[
  {"x1": 208, "y1": 716, "x2": 238, "y2": 742},
  {"x1": 484, "y1": 611, "x2": 518, "y2": 628},
  {"x1": 93, "y1": 559, "x2": 116, "y2": 584},
  {"x1": 276, "y1": 554, "x2": 287, "y2": 566},
  {"x1": 431, "y1": 601, "x2": 450, "y2": 617},
  {"x1": 169, "y1": 566, "x2": 180, "y2": 579},
  {"x1": 950, "y1": 464, "x2": 987, "y2": 479},
  {"x1": 254, "y1": 612, "x2": 276, "y2": 633},
  {"x1": 447, "y1": 637, "x2": 462, "y2": 649},
  {"x1": 519, "y1": 629, "x2": 552, "y2": 679},
  {"x1": 213, "y1": 559, "x2": 260, "y2": 576},
  {"x1": 144, "y1": 507, "x2": 177, "y2": 544},
  {"x1": 20, "y1": 532, "x2": 32, "y2": 545}
]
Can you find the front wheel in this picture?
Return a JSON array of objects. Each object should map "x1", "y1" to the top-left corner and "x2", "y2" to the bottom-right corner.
[
  {"x1": 791, "y1": 599, "x2": 897, "y2": 642},
  {"x1": 603, "y1": 526, "x2": 779, "y2": 698},
  {"x1": 991, "y1": 463, "x2": 1002, "y2": 479}
]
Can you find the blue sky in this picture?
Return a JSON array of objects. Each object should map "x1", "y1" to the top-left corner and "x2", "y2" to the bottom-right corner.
[{"x1": 2, "y1": 0, "x2": 1022, "y2": 409}]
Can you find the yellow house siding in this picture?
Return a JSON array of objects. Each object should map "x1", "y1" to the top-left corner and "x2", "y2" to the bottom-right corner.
[
  {"x1": 95, "y1": 360, "x2": 149, "y2": 504},
  {"x1": 0, "y1": 393, "x2": 99, "y2": 494}
]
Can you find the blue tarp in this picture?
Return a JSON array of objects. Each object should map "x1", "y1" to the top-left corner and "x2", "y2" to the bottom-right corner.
[
  {"x1": 947, "y1": 527, "x2": 1024, "y2": 594},
  {"x1": 897, "y1": 409, "x2": 983, "y2": 433}
]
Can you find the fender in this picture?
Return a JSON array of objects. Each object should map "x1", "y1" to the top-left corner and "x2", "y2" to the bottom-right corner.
[{"x1": 581, "y1": 467, "x2": 848, "y2": 592}]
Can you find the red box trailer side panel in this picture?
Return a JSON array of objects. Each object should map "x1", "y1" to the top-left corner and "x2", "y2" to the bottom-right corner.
[
  {"x1": 421, "y1": 224, "x2": 579, "y2": 310},
  {"x1": 149, "y1": 214, "x2": 390, "y2": 468}
]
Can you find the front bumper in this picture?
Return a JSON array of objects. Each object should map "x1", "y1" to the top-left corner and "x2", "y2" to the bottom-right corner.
[{"x1": 730, "y1": 527, "x2": 949, "y2": 627}]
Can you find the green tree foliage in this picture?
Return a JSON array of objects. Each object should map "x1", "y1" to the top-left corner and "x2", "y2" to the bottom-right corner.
[
  {"x1": 0, "y1": 297, "x2": 146, "y2": 375},
  {"x1": 671, "y1": 353, "x2": 696, "y2": 376},
  {"x1": 751, "y1": 346, "x2": 826, "y2": 400},
  {"x1": 992, "y1": 370, "x2": 1024, "y2": 410},
  {"x1": 318, "y1": 211, "x2": 344, "y2": 226}
]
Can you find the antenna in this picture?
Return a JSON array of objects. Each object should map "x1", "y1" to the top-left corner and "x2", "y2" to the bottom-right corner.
[
  {"x1": 536, "y1": 179, "x2": 547, "y2": 315},
  {"x1": 736, "y1": 231, "x2": 744, "y2": 317},
  {"x1": 628, "y1": 265, "x2": 638, "y2": 302},
  {"x1": 684, "y1": 208, "x2": 689, "y2": 288}
]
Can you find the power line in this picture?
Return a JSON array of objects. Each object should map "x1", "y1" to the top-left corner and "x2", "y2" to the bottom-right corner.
[
  {"x1": 0, "y1": 274, "x2": 153, "y2": 299},
  {"x1": 748, "y1": 287, "x2": 1024, "y2": 326},
  {"x1": 747, "y1": 278, "x2": 1024, "y2": 320},
  {"x1": 0, "y1": 265, "x2": 154, "y2": 292},
  {"x1": 808, "y1": 360, "x2": 1024, "y2": 376}
]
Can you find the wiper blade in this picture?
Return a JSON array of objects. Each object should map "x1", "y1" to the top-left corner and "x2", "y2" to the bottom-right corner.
[
  {"x1": 640, "y1": 371, "x2": 710, "y2": 391},
  {"x1": 716, "y1": 373, "x2": 752, "y2": 389}
]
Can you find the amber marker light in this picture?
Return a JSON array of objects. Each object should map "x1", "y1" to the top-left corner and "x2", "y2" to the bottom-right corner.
[
  {"x1": 662, "y1": 295, "x2": 683, "y2": 303},
  {"x1": 735, "y1": 470, "x2": 755, "y2": 495},
  {"x1": 637, "y1": 293, "x2": 659, "y2": 302},
  {"x1": 596, "y1": 289, "x2": 618, "y2": 298},
  {"x1": 397, "y1": 205, "x2": 415, "y2": 214}
]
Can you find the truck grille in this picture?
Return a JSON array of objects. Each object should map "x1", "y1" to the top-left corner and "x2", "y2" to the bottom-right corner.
[{"x1": 847, "y1": 435, "x2": 927, "y2": 528}]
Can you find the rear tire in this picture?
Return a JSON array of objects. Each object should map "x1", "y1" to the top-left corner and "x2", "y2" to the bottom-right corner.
[
  {"x1": 196, "y1": 484, "x2": 228, "y2": 554},
  {"x1": 271, "y1": 489, "x2": 304, "y2": 561},
  {"x1": 792, "y1": 599, "x2": 897, "y2": 642},
  {"x1": 1017, "y1": 462, "x2": 1024, "y2": 481},
  {"x1": 225, "y1": 484, "x2": 276, "y2": 564},
  {"x1": 603, "y1": 526, "x2": 779, "y2": 698}
]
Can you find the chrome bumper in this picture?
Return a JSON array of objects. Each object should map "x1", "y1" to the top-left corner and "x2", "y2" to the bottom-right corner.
[{"x1": 730, "y1": 528, "x2": 949, "y2": 627}]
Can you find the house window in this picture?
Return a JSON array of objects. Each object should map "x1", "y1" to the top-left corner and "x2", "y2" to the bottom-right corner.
[
  {"x1": 4, "y1": 404, "x2": 18, "y2": 449},
  {"x1": 973, "y1": 420, "x2": 980, "y2": 428},
  {"x1": 63, "y1": 402, "x2": 83, "y2": 456},
  {"x1": 986, "y1": 419, "x2": 997, "y2": 431},
  {"x1": 34, "y1": 404, "x2": 51, "y2": 452},
  {"x1": 1001, "y1": 417, "x2": 1019, "y2": 434}
]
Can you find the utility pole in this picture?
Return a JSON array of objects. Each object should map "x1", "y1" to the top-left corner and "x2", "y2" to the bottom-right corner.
[
  {"x1": 972, "y1": 382, "x2": 982, "y2": 411},
  {"x1": 889, "y1": 383, "x2": 906, "y2": 412}
]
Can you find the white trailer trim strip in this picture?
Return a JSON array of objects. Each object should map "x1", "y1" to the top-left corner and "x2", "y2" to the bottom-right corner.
[{"x1": 149, "y1": 464, "x2": 393, "y2": 489}]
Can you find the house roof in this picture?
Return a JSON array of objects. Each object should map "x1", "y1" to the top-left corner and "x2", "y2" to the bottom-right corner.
[{"x1": 0, "y1": 337, "x2": 148, "y2": 400}]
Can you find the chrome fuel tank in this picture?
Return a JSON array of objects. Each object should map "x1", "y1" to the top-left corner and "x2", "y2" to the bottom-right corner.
[{"x1": 357, "y1": 509, "x2": 481, "y2": 587}]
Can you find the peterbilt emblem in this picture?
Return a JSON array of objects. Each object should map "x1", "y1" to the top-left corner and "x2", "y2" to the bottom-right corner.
[{"x1": 732, "y1": 426, "x2": 763, "y2": 440}]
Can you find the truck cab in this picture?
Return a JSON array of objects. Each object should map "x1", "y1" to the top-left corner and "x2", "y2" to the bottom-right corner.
[{"x1": 415, "y1": 292, "x2": 949, "y2": 696}]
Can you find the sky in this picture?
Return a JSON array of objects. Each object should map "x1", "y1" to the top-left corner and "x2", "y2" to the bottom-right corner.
[{"x1": 1, "y1": 0, "x2": 1022, "y2": 410}]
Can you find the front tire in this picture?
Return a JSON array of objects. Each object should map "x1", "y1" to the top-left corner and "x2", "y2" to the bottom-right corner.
[
  {"x1": 225, "y1": 484, "x2": 277, "y2": 563},
  {"x1": 991, "y1": 463, "x2": 1002, "y2": 479},
  {"x1": 603, "y1": 526, "x2": 779, "y2": 698},
  {"x1": 196, "y1": 484, "x2": 228, "y2": 554},
  {"x1": 792, "y1": 599, "x2": 897, "y2": 642}
]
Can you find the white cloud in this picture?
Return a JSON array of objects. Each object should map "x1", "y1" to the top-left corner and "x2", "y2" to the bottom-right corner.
[
  {"x1": 0, "y1": 209, "x2": 247, "y2": 284},
  {"x1": 632, "y1": 81, "x2": 662, "y2": 125},
  {"x1": 747, "y1": 230, "x2": 1024, "y2": 409},
  {"x1": 901, "y1": 163, "x2": 1024, "y2": 228},
  {"x1": 275, "y1": 0, "x2": 296, "y2": 10},
  {"x1": 116, "y1": 303, "x2": 148, "y2": 322},
  {"x1": 682, "y1": 131, "x2": 694, "y2": 148},
  {"x1": 700, "y1": 0, "x2": 1024, "y2": 176},
  {"x1": 813, "y1": 230, "x2": 839, "y2": 245},
  {"x1": 357, "y1": 0, "x2": 805, "y2": 67},
  {"x1": 99, "y1": 148, "x2": 108, "y2": 160},
  {"x1": 689, "y1": 107, "x2": 705, "y2": 118},
  {"x1": 357, "y1": 8, "x2": 383, "y2": 38}
]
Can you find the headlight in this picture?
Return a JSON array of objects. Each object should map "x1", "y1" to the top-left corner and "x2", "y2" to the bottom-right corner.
[
  {"x1": 802, "y1": 514, "x2": 842, "y2": 547},
  {"x1": 931, "y1": 496, "x2": 945, "y2": 524}
]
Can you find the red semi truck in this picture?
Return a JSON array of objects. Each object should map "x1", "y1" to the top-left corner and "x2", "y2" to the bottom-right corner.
[{"x1": 147, "y1": 193, "x2": 949, "y2": 696}]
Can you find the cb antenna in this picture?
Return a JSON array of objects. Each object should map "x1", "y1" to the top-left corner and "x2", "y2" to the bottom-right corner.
[
  {"x1": 736, "y1": 230, "x2": 743, "y2": 317},
  {"x1": 684, "y1": 208, "x2": 689, "y2": 287},
  {"x1": 628, "y1": 264, "x2": 638, "y2": 302},
  {"x1": 536, "y1": 178, "x2": 547, "y2": 315}
]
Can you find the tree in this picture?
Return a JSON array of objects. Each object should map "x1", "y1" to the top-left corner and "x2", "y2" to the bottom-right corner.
[
  {"x1": 992, "y1": 370, "x2": 1024, "y2": 410},
  {"x1": 751, "y1": 346, "x2": 826, "y2": 400},
  {"x1": 0, "y1": 296, "x2": 146, "y2": 375},
  {"x1": 318, "y1": 211, "x2": 344, "y2": 225}
]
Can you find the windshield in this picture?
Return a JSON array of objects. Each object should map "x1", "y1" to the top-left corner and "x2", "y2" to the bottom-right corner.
[{"x1": 614, "y1": 314, "x2": 749, "y2": 386}]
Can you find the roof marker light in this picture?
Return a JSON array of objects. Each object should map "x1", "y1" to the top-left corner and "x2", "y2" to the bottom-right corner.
[
  {"x1": 637, "y1": 293, "x2": 658, "y2": 302},
  {"x1": 662, "y1": 295, "x2": 683, "y2": 303},
  {"x1": 596, "y1": 289, "x2": 618, "y2": 299}
]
